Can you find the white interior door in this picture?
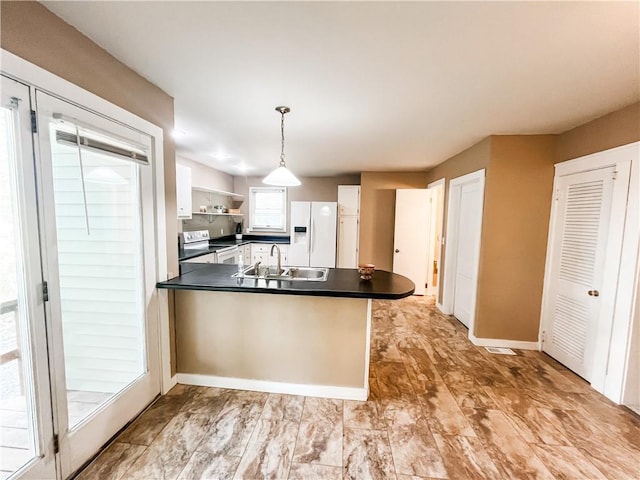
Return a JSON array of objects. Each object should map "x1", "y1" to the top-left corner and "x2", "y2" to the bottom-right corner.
[
  {"x1": 452, "y1": 182, "x2": 483, "y2": 327},
  {"x1": 1, "y1": 76, "x2": 56, "y2": 480},
  {"x1": 542, "y1": 167, "x2": 617, "y2": 381},
  {"x1": 393, "y1": 189, "x2": 430, "y2": 295},
  {"x1": 34, "y1": 91, "x2": 160, "y2": 478}
]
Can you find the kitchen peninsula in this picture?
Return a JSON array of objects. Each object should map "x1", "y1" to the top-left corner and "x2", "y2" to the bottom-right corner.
[{"x1": 157, "y1": 264, "x2": 414, "y2": 400}]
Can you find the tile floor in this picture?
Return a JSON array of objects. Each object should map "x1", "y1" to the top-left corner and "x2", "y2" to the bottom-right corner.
[{"x1": 76, "y1": 296, "x2": 640, "y2": 480}]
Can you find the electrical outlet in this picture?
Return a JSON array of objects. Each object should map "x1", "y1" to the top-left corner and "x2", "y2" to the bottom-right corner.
[{"x1": 220, "y1": 228, "x2": 224, "y2": 235}]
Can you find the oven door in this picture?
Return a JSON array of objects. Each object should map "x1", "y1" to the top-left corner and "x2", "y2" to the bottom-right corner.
[{"x1": 216, "y1": 246, "x2": 240, "y2": 264}]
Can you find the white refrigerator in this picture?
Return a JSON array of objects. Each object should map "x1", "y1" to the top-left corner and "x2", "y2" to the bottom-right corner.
[{"x1": 289, "y1": 201, "x2": 337, "y2": 267}]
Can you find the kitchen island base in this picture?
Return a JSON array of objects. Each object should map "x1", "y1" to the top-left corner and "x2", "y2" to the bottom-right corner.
[{"x1": 175, "y1": 290, "x2": 371, "y2": 400}]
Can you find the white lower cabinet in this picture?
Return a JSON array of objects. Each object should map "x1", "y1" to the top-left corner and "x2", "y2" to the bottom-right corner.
[
  {"x1": 250, "y1": 243, "x2": 289, "y2": 267},
  {"x1": 241, "y1": 244, "x2": 251, "y2": 265}
]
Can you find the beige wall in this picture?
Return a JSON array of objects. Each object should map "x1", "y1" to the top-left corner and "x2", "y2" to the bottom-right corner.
[
  {"x1": 359, "y1": 172, "x2": 429, "y2": 271},
  {"x1": 428, "y1": 101, "x2": 639, "y2": 343},
  {"x1": 178, "y1": 157, "x2": 234, "y2": 192},
  {"x1": 233, "y1": 175, "x2": 360, "y2": 236},
  {"x1": 1, "y1": 1, "x2": 179, "y2": 370},
  {"x1": 475, "y1": 136, "x2": 556, "y2": 341},
  {"x1": 556, "y1": 102, "x2": 640, "y2": 162}
]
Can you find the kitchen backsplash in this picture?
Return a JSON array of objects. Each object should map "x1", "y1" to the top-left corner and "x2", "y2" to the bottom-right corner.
[
  {"x1": 180, "y1": 190, "x2": 242, "y2": 239},
  {"x1": 181, "y1": 215, "x2": 238, "y2": 239}
]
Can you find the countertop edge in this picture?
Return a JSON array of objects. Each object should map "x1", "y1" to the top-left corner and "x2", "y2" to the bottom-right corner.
[{"x1": 156, "y1": 282, "x2": 414, "y2": 300}]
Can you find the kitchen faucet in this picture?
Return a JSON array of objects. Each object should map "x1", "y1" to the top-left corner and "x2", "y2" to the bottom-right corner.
[{"x1": 270, "y1": 244, "x2": 283, "y2": 275}]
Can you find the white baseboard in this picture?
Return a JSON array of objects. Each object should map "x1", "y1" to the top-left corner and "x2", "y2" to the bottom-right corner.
[
  {"x1": 470, "y1": 334, "x2": 540, "y2": 351},
  {"x1": 162, "y1": 374, "x2": 178, "y2": 394},
  {"x1": 176, "y1": 373, "x2": 369, "y2": 401},
  {"x1": 435, "y1": 302, "x2": 450, "y2": 315}
]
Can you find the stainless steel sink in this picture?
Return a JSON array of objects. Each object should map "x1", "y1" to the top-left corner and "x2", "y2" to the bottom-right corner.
[
  {"x1": 284, "y1": 267, "x2": 329, "y2": 281},
  {"x1": 233, "y1": 266, "x2": 329, "y2": 282}
]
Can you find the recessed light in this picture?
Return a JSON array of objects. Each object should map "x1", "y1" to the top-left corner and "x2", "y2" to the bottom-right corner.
[
  {"x1": 211, "y1": 152, "x2": 233, "y2": 160},
  {"x1": 172, "y1": 129, "x2": 187, "y2": 138}
]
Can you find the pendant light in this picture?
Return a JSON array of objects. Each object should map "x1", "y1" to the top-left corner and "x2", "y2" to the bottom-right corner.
[{"x1": 263, "y1": 106, "x2": 301, "y2": 186}]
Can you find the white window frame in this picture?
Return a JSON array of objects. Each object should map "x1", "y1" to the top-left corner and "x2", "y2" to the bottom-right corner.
[{"x1": 249, "y1": 186, "x2": 287, "y2": 232}]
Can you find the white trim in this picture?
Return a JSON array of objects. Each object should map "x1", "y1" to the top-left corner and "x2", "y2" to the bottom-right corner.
[
  {"x1": 435, "y1": 301, "x2": 450, "y2": 315},
  {"x1": 164, "y1": 374, "x2": 178, "y2": 394},
  {"x1": 426, "y1": 178, "x2": 446, "y2": 299},
  {"x1": 442, "y1": 169, "x2": 485, "y2": 338},
  {"x1": 158, "y1": 289, "x2": 175, "y2": 394},
  {"x1": 554, "y1": 142, "x2": 638, "y2": 176},
  {"x1": 469, "y1": 334, "x2": 540, "y2": 351},
  {"x1": 363, "y1": 299, "x2": 372, "y2": 398},
  {"x1": 427, "y1": 178, "x2": 446, "y2": 190},
  {"x1": 0, "y1": 76, "x2": 57, "y2": 479},
  {"x1": 176, "y1": 374, "x2": 368, "y2": 401},
  {"x1": 1, "y1": 49, "x2": 172, "y2": 402}
]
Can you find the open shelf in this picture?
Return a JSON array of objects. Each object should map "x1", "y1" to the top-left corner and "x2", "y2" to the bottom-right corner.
[
  {"x1": 191, "y1": 212, "x2": 243, "y2": 217},
  {"x1": 192, "y1": 186, "x2": 244, "y2": 202}
]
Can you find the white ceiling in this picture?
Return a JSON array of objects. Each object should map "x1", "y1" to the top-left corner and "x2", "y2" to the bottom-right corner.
[{"x1": 42, "y1": 1, "x2": 639, "y2": 177}]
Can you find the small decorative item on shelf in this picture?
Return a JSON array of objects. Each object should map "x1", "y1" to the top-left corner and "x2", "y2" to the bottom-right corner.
[
  {"x1": 235, "y1": 221, "x2": 243, "y2": 240},
  {"x1": 213, "y1": 205, "x2": 226, "y2": 213},
  {"x1": 199, "y1": 205, "x2": 207, "y2": 213},
  {"x1": 358, "y1": 263, "x2": 375, "y2": 280}
]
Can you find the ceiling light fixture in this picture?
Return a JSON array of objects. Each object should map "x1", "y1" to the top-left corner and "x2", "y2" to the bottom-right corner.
[
  {"x1": 172, "y1": 129, "x2": 187, "y2": 138},
  {"x1": 263, "y1": 106, "x2": 301, "y2": 187}
]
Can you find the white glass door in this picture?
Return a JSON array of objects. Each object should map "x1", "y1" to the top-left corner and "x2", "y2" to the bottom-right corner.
[
  {"x1": 0, "y1": 77, "x2": 56, "y2": 479},
  {"x1": 34, "y1": 91, "x2": 160, "y2": 478}
]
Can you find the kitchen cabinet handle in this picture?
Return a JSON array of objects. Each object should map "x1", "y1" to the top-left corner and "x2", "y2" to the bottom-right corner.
[
  {"x1": 588, "y1": 290, "x2": 600, "y2": 297},
  {"x1": 395, "y1": 249, "x2": 400, "y2": 253}
]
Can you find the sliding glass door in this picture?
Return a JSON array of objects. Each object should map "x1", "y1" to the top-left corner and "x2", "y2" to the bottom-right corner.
[
  {"x1": 34, "y1": 91, "x2": 161, "y2": 478},
  {"x1": 0, "y1": 77, "x2": 56, "y2": 480}
]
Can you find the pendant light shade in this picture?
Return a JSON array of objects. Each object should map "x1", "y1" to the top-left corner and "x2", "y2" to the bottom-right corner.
[
  {"x1": 263, "y1": 165, "x2": 301, "y2": 186},
  {"x1": 263, "y1": 106, "x2": 301, "y2": 187}
]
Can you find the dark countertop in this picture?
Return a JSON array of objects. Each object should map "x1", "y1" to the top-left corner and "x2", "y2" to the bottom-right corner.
[
  {"x1": 157, "y1": 264, "x2": 415, "y2": 300},
  {"x1": 179, "y1": 235, "x2": 291, "y2": 261}
]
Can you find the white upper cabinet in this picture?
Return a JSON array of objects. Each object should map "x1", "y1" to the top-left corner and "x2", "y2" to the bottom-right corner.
[
  {"x1": 338, "y1": 185, "x2": 360, "y2": 216},
  {"x1": 176, "y1": 164, "x2": 192, "y2": 219}
]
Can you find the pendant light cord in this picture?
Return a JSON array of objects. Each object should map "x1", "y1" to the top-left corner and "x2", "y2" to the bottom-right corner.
[{"x1": 280, "y1": 110, "x2": 286, "y2": 167}]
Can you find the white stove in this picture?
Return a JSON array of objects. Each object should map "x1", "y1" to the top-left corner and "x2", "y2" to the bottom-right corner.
[
  {"x1": 182, "y1": 230, "x2": 211, "y2": 250},
  {"x1": 181, "y1": 230, "x2": 240, "y2": 264}
]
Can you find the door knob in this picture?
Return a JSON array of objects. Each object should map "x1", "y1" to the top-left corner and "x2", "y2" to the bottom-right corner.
[
  {"x1": 395, "y1": 249, "x2": 400, "y2": 253},
  {"x1": 588, "y1": 290, "x2": 600, "y2": 297}
]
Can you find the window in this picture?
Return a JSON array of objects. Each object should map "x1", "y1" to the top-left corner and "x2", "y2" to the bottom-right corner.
[{"x1": 249, "y1": 187, "x2": 287, "y2": 232}]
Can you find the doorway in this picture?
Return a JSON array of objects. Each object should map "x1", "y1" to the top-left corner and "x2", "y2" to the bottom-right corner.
[
  {"x1": 442, "y1": 170, "x2": 485, "y2": 331},
  {"x1": 1, "y1": 73, "x2": 163, "y2": 479},
  {"x1": 426, "y1": 179, "x2": 445, "y2": 303}
]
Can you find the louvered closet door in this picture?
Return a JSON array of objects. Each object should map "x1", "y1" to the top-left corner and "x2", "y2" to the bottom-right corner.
[{"x1": 543, "y1": 167, "x2": 615, "y2": 381}]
